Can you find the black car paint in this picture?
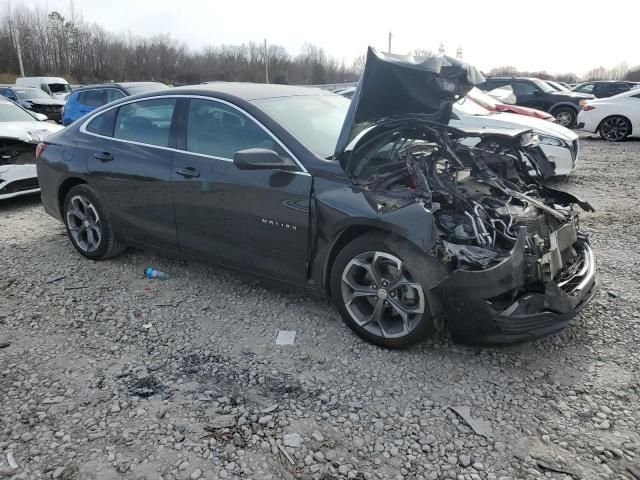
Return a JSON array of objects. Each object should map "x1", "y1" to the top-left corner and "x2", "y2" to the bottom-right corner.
[
  {"x1": 483, "y1": 77, "x2": 593, "y2": 115},
  {"x1": 38, "y1": 54, "x2": 597, "y2": 345}
]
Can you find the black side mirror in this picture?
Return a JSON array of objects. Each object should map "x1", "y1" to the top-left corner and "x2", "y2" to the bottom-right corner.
[
  {"x1": 233, "y1": 148, "x2": 297, "y2": 171},
  {"x1": 532, "y1": 90, "x2": 542, "y2": 96}
]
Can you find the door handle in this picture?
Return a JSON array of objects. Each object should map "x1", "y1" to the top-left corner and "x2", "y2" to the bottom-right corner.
[
  {"x1": 94, "y1": 152, "x2": 113, "y2": 162},
  {"x1": 175, "y1": 167, "x2": 200, "y2": 178}
]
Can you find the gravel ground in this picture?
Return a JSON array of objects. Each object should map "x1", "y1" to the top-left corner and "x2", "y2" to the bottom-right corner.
[{"x1": 1, "y1": 133, "x2": 639, "y2": 480}]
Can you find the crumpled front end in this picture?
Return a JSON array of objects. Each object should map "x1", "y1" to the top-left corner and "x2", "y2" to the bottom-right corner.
[{"x1": 344, "y1": 119, "x2": 599, "y2": 344}]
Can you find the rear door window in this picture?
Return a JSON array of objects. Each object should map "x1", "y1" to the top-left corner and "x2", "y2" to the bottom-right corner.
[
  {"x1": 86, "y1": 108, "x2": 118, "y2": 136},
  {"x1": 114, "y1": 98, "x2": 176, "y2": 147},
  {"x1": 185, "y1": 99, "x2": 277, "y2": 158},
  {"x1": 79, "y1": 89, "x2": 107, "y2": 108}
]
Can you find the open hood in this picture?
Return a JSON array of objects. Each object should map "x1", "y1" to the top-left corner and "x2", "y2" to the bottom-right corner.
[{"x1": 334, "y1": 47, "x2": 484, "y2": 175}]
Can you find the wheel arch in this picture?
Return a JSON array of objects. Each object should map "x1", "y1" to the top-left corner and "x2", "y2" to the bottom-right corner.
[
  {"x1": 323, "y1": 225, "x2": 394, "y2": 296},
  {"x1": 58, "y1": 177, "x2": 87, "y2": 214}
]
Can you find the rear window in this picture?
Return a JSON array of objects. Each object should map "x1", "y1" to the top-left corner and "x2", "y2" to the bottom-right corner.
[
  {"x1": 113, "y1": 99, "x2": 176, "y2": 147},
  {"x1": 86, "y1": 108, "x2": 117, "y2": 136}
]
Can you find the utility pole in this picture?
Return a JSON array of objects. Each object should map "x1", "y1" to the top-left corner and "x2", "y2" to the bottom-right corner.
[
  {"x1": 388, "y1": 32, "x2": 392, "y2": 53},
  {"x1": 8, "y1": 3, "x2": 25, "y2": 77},
  {"x1": 264, "y1": 38, "x2": 269, "y2": 84},
  {"x1": 15, "y1": 28, "x2": 25, "y2": 77}
]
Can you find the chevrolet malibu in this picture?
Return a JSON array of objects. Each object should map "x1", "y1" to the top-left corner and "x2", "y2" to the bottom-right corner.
[{"x1": 37, "y1": 48, "x2": 598, "y2": 348}]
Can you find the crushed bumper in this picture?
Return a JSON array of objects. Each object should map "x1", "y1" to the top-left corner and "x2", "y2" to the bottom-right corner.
[
  {"x1": 0, "y1": 164, "x2": 40, "y2": 200},
  {"x1": 435, "y1": 230, "x2": 599, "y2": 345}
]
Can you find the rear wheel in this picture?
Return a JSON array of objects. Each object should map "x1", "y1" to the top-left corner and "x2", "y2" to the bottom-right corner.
[
  {"x1": 553, "y1": 107, "x2": 577, "y2": 128},
  {"x1": 330, "y1": 232, "x2": 441, "y2": 349},
  {"x1": 599, "y1": 115, "x2": 631, "y2": 142},
  {"x1": 63, "y1": 184, "x2": 126, "y2": 260}
]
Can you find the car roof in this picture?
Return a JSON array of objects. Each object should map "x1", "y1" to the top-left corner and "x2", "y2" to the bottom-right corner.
[
  {"x1": 72, "y1": 82, "x2": 164, "y2": 92},
  {"x1": 189, "y1": 82, "x2": 331, "y2": 100}
]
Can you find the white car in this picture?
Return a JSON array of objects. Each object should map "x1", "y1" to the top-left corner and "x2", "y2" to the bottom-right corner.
[
  {"x1": 451, "y1": 98, "x2": 579, "y2": 176},
  {"x1": 577, "y1": 89, "x2": 640, "y2": 141},
  {"x1": 0, "y1": 97, "x2": 63, "y2": 200}
]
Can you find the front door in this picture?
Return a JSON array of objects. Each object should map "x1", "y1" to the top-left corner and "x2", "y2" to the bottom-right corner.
[{"x1": 172, "y1": 98, "x2": 312, "y2": 283}]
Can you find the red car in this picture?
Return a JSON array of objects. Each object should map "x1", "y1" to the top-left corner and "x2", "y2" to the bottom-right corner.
[{"x1": 467, "y1": 87, "x2": 554, "y2": 121}]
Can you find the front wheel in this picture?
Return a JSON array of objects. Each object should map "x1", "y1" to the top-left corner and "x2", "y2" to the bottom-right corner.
[
  {"x1": 553, "y1": 107, "x2": 577, "y2": 128},
  {"x1": 599, "y1": 116, "x2": 631, "y2": 142},
  {"x1": 330, "y1": 232, "x2": 441, "y2": 349}
]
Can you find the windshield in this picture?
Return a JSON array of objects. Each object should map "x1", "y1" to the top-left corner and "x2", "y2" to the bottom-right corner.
[
  {"x1": 0, "y1": 102, "x2": 37, "y2": 122},
  {"x1": 14, "y1": 88, "x2": 53, "y2": 100},
  {"x1": 125, "y1": 83, "x2": 170, "y2": 95},
  {"x1": 532, "y1": 79, "x2": 556, "y2": 93},
  {"x1": 455, "y1": 97, "x2": 492, "y2": 116},
  {"x1": 49, "y1": 83, "x2": 71, "y2": 93},
  {"x1": 547, "y1": 81, "x2": 568, "y2": 91},
  {"x1": 253, "y1": 94, "x2": 350, "y2": 158}
]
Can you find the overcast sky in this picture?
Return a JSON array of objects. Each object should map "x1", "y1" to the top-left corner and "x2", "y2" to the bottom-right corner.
[{"x1": 18, "y1": 0, "x2": 637, "y2": 76}]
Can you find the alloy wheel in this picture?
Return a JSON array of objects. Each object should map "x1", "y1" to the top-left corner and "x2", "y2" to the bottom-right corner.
[
  {"x1": 340, "y1": 251, "x2": 425, "y2": 339},
  {"x1": 555, "y1": 111, "x2": 573, "y2": 127},
  {"x1": 601, "y1": 117, "x2": 629, "y2": 141},
  {"x1": 66, "y1": 195, "x2": 102, "y2": 252}
]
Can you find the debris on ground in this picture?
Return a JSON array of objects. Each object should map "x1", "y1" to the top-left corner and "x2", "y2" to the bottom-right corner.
[
  {"x1": 449, "y1": 405, "x2": 494, "y2": 438},
  {"x1": 276, "y1": 330, "x2": 296, "y2": 345},
  {"x1": 283, "y1": 433, "x2": 301, "y2": 447}
]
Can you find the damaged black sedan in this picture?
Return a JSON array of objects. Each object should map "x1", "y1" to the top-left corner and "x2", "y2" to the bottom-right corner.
[{"x1": 37, "y1": 48, "x2": 598, "y2": 347}]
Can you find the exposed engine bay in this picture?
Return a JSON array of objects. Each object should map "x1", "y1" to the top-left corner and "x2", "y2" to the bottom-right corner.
[{"x1": 351, "y1": 121, "x2": 594, "y2": 289}]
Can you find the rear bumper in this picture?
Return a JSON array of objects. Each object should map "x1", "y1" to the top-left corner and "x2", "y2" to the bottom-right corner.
[{"x1": 435, "y1": 234, "x2": 598, "y2": 345}]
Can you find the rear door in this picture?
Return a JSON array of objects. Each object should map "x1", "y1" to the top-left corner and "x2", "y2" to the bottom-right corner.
[
  {"x1": 171, "y1": 97, "x2": 312, "y2": 283},
  {"x1": 80, "y1": 97, "x2": 179, "y2": 251}
]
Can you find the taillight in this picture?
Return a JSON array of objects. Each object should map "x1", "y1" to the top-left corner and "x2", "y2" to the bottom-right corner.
[
  {"x1": 582, "y1": 105, "x2": 595, "y2": 112},
  {"x1": 35, "y1": 143, "x2": 46, "y2": 160}
]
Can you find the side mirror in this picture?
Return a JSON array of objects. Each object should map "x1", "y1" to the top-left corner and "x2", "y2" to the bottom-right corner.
[
  {"x1": 532, "y1": 90, "x2": 543, "y2": 97},
  {"x1": 233, "y1": 148, "x2": 297, "y2": 171},
  {"x1": 33, "y1": 113, "x2": 48, "y2": 121}
]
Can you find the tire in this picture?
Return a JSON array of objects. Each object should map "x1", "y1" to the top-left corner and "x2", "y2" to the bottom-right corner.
[
  {"x1": 63, "y1": 184, "x2": 126, "y2": 260},
  {"x1": 553, "y1": 107, "x2": 577, "y2": 128},
  {"x1": 330, "y1": 231, "x2": 444, "y2": 349},
  {"x1": 599, "y1": 115, "x2": 631, "y2": 142}
]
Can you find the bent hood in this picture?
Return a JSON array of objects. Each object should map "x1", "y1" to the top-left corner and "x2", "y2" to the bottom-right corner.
[{"x1": 334, "y1": 47, "x2": 485, "y2": 175}]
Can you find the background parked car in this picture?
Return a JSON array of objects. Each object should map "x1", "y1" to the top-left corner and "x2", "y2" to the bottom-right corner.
[
  {"x1": 0, "y1": 86, "x2": 65, "y2": 123},
  {"x1": 0, "y1": 96, "x2": 63, "y2": 199},
  {"x1": 15, "y1": 76, "x2": 72, "y2": 100},
  {"x1": 466, "y1": 87, "x2": 554, "y2": 121},
  {"x1": 451, "y1": 97, "x2": 579, "y2": 176},
  {"x1": 62, "y1": 82, "x2": 169, "y2": 125},
  {"x1": 482, "y1": 77, "x2": 594, "y2": 127},
  {"x1": 577, "y1": 88, "x2": 640, "y2": 141},
  {"x1": 571, "y1": 80, "x2": 639, "y2": 98}
]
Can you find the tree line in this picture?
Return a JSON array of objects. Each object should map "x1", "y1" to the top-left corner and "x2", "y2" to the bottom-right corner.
[
  {"x1": 1, "y1": 2, "x2": 638, "y2": 87},
  {"x1": 0, "y1": 2, "x2": 360, "y2": 85},
  {"x1": 488, "y1": 62, "x2": 640, "y2": 84}
]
